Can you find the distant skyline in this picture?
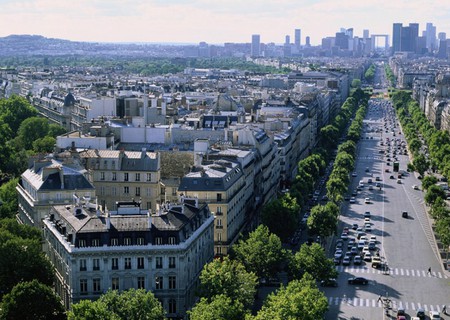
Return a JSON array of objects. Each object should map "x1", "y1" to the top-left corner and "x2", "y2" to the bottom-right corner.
[{"x1": 1, "y1": 0, "x2": 449, "y2": 46}]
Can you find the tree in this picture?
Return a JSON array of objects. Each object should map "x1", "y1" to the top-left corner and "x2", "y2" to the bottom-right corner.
[
  {"x1": 188, "y1": 294, "x2": 248, "y2": 320},
  {"x1": 422, "y1": 175, "x2": 438, "y2": 190},
  {"x1": 0, "y1": 95, "x2": 38, "y2": 134},
  {"x1": 68, "y1": 289, "x2": 165, "y2": 320},
  {"x1": 198, "y1": 257, "x2": 258, "y2": 309},
  {"x1": 412, "y1": 153, "x2": 429, "y2": 177},
  {"x1": 334, "y1": 152, "x2": 355, "y2": 172},
  {"x1": 0, "y1": 236, "x2": 54, "y2": 294},
  {"x1": 326, "y1": 177, "x2": 347, "y2": 203},
  {"x1": 435, "y1": 217, "x2": 450, "y2": 261},
  {"x1": 17, "y1": 117, "x2": 50, "y2": 150},
  {"x1": 0, "y1": 217, "x2": 41, "y2": 240},
  {"x1": 0, "y1": 280, "x2": 65, "y2": 320},
  {"x1": 337, "y1": 140, "x2": 356, "y2": 157},
  {"x1": 424, "y1": 185, "x2": 446, "y2": 206},
  {"x1": 351, "y1": 79, "x2": 361, "y2": 88},
  {"x1": 231, "y1": 225, "x2": 287, "y2": 280},
  {"x1": 319, "y1": 125, "x2": 339, "y2": 150},
  {"x1": 288, "y1": 243, "x2": 338, "y2": 282},
  {"x1": 48, "y1": 123, "x2": 67, "y2": 138},
  {"x1": 33, "y1": 136, "x2": 56, "y2": 153},
  {"x1": 253, "y1": 273, "x2": 328, "y2": 320},
  {"x1": 0, "y1": 178, "x2": 19, "y2": 219},
  {"x1": 307, "y1": 202, "x2": 339, "y2": 237},
  {"x1": 261, "y1": 193, "x2": 300, "y2": 242}
]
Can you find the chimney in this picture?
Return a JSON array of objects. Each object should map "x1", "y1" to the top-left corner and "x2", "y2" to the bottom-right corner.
[
  {"x1": 59, "y1": 167, "x2": 64, "y2": 190},
  {"x1": 147, "y1": 210, "x2": 152, "y2": 229},
  {"x1": 161, "y1": 100, "x2": 167, "y2": 116},
  {"x1": 106, "y1": 213, "x2": 111, "y2": 230},
  {"x1": 143, "y1": 90, "x2": 148, "y2": 125}
]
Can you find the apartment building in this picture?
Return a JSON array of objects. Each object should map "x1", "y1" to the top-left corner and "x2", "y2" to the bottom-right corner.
[
  {"x1": 178, "y1": 159, "x2": 246, "y2": 257},
  {"x1": 79, "y1": 149, "x2": 161, "y2": 212},
  {"x1": 16, "y1": 155, "x2": 95, "y2": 227},
  {"x1": 43, "y1": 197, "x2": 214, "y2": 318}
]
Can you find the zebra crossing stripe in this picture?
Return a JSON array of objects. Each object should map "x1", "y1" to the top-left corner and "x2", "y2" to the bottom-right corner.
[
  {"x1": 366, "y1": 299, "x2": 370, "y2": 307},
  {"x1": 430, "y1": 305, "x2": 434, "y2": 312},
  {"x1": 411, "y1": 302, "x2": 415, "y2": 310},
  {"x1": 411, "y1": 270, "x2": 415, "y2": 276},
  {"x1": 395, "y1": 268, "x2": 399, "y2": 275},
  {"x1": 400, "y1": 268, "x2": 404, "y2": 276},
  {"x1": 424, "y1": 304, "x2": 428, "y2": 312},
  {"x1": 406, "y1": 269, "x2": 409, "y2": 276}
]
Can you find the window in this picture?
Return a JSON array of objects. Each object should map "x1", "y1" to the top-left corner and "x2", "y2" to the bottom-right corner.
[
  {"x1": 111, "y1": 258, "x2": 119, "y2": 270},
  {"x1": 124, "y1": 257, "x2": 131, "y2": 269},
  {"x1": 155, "y1": 237, "x2": 163, "y2": 245},
  {"x1": 93, "y1": 278, "x2": 101, "y2": 292},
  {"x1": 169, "y1": 257, "x2": 176, "y2": 269},
  {"x1": 124, "y1": 186, "x2": 129, "y2": 194},
  {"x1": 135, "y1": 187, "x2": 141, "y2": 197},
  {"x1": 168, "y1": 237, "x2": 176, "y2": 245},
  {"x1": 137, "y1": 257, "x2": 144, "y2": 269},
  {"x1": 124, "y1": 238, "x2": 131, "y2": 245},
  {"x1": 124, "y1": 173, "x2": 129, "y2": 181},
  {"x1": 155, "y1": 276, "x2": 163, "y2": 290},
  {"x1": 216, "y1": 218, "x2": 223, "y2": 228},
  {"x1": 137, "y1": 237, "x2": 145, "y2": 245},
  {"x1": 93, "y1": 258, "x2": 100, "y2": 271},
  {"x1": 137, "y1": 276, "x2": 145, "y2": 289},
  {"x1": 169, "y1": 276, "x2": 176, "y2": 289},
  {"x1": 100, "y1": 172, "x2": 105, "y2": 181},
  {"x1": 146, "y1": 188, "x2": 152, "y2": 197},
  {"x1": 171, "y1": 187, "x2": 177, "y2": 196},
  {"x1": 146, "y1": 173, "x2": 151, "y2": 182},
  {"x1": 112, "y1": 172, "x2": 117, "y2": 181},
  {"x1": 100, "y1": 186, "x2": 105, "y2": 196},
  {"x1": 112, "y1": 277, "x2": 119, "y2": 290},
  {"x1": 168, "y1": 299, "x2": 177, "y2": 314},
  {"x1": 217, "y1": 206, "x2": 222, "y2": 215},
  {"x1": 217, "y1": 232, "x2": 222, "y2": 242},
  {"x1": 78, "y1": 239, "x2": 86, "y2": 247},
  {"x1": 80, "y1": 259, "x2": 87, "y2": 271},
  {"x1": 135, "y1": 173, "x2": 140, "y2": 181},
  {"x1": 80, "y1": 279, "x2": 88, "y2": 294},
  {"x1": 217, "y1": 193, "x2": 222, "y2": 201},
  {"x1": 111, "y1": 238, "x2": 119, "y2": 246},
  {"x1": 112, "y1": 187, "x2": 117, "y2": 196},
  {"x1": 156, "y1": 257, "x2": 162, "y2": 269},
  {"x1": 92, "y1": 239, "x2": 100, "y2": 247}
]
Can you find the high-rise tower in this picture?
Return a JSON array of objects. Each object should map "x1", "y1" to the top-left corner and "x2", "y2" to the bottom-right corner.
[
  {"x1": 392, "y1": 23, "x2": 402, "y2": 52},
  {"x1": 251, "y1": 34, "x2": 261, "y2": 57},
  {"x1": 295, "y1": 29, "x2": 301, "y2": 48}
]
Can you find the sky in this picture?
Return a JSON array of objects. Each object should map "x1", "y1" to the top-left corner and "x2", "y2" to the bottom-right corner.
[{"x1": 0, "y1": 0, "x2": 449, "y2": 46}]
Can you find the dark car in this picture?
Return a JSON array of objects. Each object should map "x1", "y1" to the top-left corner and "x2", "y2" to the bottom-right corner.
[
  {"x1": 348, "y1": 277, "x2": 369, "y2": 285},
  {"x1": 416, "y1": 308, "x2": 425, "y2": 319},
  {"x1": 320, "y1": 278, "x2": 338, "y2": 287}
]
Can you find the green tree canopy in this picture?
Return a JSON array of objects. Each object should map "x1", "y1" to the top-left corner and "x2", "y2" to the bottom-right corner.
[
  {"x1": 424, "y1": 185, "x2": 447, "y2": 206},
  {"x1": 307, "y1": 202, "x2": 339, "y2": 237},
  {"x1": 0, "y1": 235, "x2": 54, "y2": 295},
  {"x1": 0, "y1": 95, "x2": 38, "y2": 134},
  {"x1": 253, "y1": 273, "x2": 328, "y2": 320},
  {"x1": 68, "y1": 289, "x2": 165, "y2": 320},
  {"x1": 0, "y1": 178, "x2": 19, "y2": 219},
  {"x1": 261, "y1": 193, "x2": 300, "y2": 242},
  {"x1": 231, "y1": 225, "x2": 287, "y2": 279},
  {"x1": 17, "y1": 116, "x2": 50, "y2": 150},
  {"x1": 412, "y1": 153, "x2": 429, "y2": 177},
  {"x1": 288, "y1": 243, "x2": 338, "y2": 282},
  {"x1": 0, "y1": 279, "x2": 65, "y2": 320},
  {"x1": 198, "y1": 257, "x2": 258, "y2": 309},
  {"x1": 422, "y1": 175, "x2": 438, "y2": 190},
  {"x1": 188, "y1": 294, "x2": 248, "y2": 320},
  {"x1": 33, "y1": 136, "x2": 56, "y2": 153}
]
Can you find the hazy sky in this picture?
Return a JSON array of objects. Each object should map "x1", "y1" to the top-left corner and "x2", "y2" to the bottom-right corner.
[{"x1": 1, "y1": 0, "x2": 449, "y2": 45}]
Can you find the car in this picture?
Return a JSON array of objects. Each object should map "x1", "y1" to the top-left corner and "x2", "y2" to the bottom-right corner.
[
  {"x1": 363, "y1": 252, "x2": 372, "y2": 262},
  {"x1": 364, "y1": 224, "x2": 372, "y2": 232},
  {"x1": 352, "y1": 223, "x2": 358, "y2": 230},
  {"x1": 365, "y1": 167, "x2": 370, "y2": 172},
  {"x1": 397, "y1": 316, "x2": 406, "y2": 320},
  {"x1": 429, "y1": 311, "x2": 440, "y2": 319},
  {"x1": 364, "y1": 211, "x2": 371, "y2": 218},
  {"x1": 402, "y1": 211, "x2": 408, "y2": 218},
  {"x1": 368, "y1": 185, "x2": 374, "y2": 190},
  {"x1": 385, "y1": 168, "x2": 390, "y2": 173},
  {"x1": 320, "y1": 278, "x2": 338, "y2": 287},
  {"x1": 412, "y1": 185, "x2": 419, "y2": 190},
  {"x1": 357, "y1": 240, "x2": 366, "y2": 249},
  {"x1": 397, "y1": 179, "x2": 402, "y2": 184},
  {"x1": 364, "y1": 217, "x2": 371, "y2": 223},
  {"x1": 375, "y1": 176, "x2": 381, "y2": 181},
  {"x1": 390, "y1": 175, "x2": 395, "y2": 179},
  {"x1": 350, "y1": 246, "x2": 359, "y2": 255},
  {"x1": 335, "y1": 241, "x2": 343, "y2": 250},
  {"x1": 344, "y1": 195, "x2": 351, "y2": 201},
  {"x1": 349, "y1": 197, "x2": 356, "y2": 203},
  {"x1": 340, "y1": 232, "x2": 349, "y2": 240},
  {"x1": 370, "y1": 235, "x2": 377, "y2": 242},
  {"x1": 342, "y1": 256, "x2": 351, "y2": 266},
  {"x1": 334, "y1": 249, "x2": 343, "y2": 259},
  {"x1": 375, "y1": 182, "x2": 381, "y2": 188},
  {"x1": 352, "y1": 189, "x2": 358, "y2": 196},
  {"x1": 347, "y1": 277, "x2": 368, "y2": 285},
  {"x1": 347, "y1": 237, "x2": 355, "y2": 247},
  {"x1": 353, "y1": 255, "x2": 362, "y2": 265},
  {"x1": 397, "y1": 307, "x2": 406, "y2": 316},
  {"x1": 333, "y1": 257, "x2": 341, "y2": 265},
  {"x1": 352, "y1": 172, "x2": 357, "y2": 177},
  {"x1": 365, "y1": 198, "x2": 371, "y2": 204},
  {"x1": 416, "y1": 308, "x2": 425, "y2": 319},
  {"x1": 367, "y1": 178, "x2": 373, "y2": 184},
  {"x1": 368, "y1": 241, "x2": 376, "y2": 250}
]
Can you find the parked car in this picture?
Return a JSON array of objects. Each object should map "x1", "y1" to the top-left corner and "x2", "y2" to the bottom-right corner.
[
  {"x1": 348, "y1": 277, "x2": 368, "y2": 285},
  {"x1": 320, "y1": 278, "x2": 338, "y2": 287},
  {"x1": 402, "y1": 211, "x2": 408, "y2": 218},
  {"x1": 412, "y1": 185, "x2": 419, "y2": 190}
]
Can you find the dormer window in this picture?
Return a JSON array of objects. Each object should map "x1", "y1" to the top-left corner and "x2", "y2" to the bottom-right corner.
[
  {"x1": 155, "y1": 237, "x2": 163, "y2": 245},
  {"x1": 168, "y1": 237, "x2": 176, "y2": 245}
]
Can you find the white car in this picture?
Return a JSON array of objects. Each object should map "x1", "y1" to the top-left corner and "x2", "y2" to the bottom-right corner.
[
  {"x1": 429, "y1": 311, "x2": 440, "y2": 319},
  {"x1": 412, "y1": 185, "x2": 419, "y2": 190},
  {"x1": 364, "y1": 224, "x2": 372, "y2": 232},
  {"x1": 365, "y1": 198, "x2": 371, "y2": 204},
  {"x1": 350, "y1": 197, "x2": 356, "y2": 203}
]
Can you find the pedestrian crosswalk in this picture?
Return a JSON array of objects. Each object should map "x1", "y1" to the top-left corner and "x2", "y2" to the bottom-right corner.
[
  {"x1": 328, "y1": 296, "x2": 445, "y2": 313},
  {"x1": 335, "y1": 265, "x2": 448, "y2": 279}
]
